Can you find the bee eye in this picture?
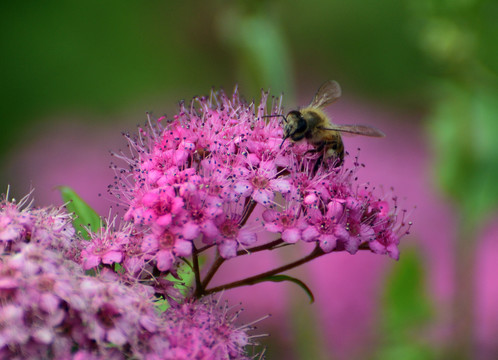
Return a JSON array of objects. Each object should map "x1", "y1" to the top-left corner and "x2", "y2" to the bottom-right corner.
[
  {"x1": 296, "y1": 118, "x2": 307, "y2": 132},
  {"x1": 331, "y1": 142, "x2": 338, "y2": 150}
]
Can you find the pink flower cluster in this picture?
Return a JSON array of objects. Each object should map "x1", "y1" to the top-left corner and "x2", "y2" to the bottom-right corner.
[
  {"x1": 158, "y1": 298, "x2": 260, "y2": 360},
  {"x1": 0, "y1": 191, "x2": 76, "y2": 256},
  {"x1": 0, "y1": 194, "x2": 262, "y2": 359},
  {"x1": 110, "y1": 88, "x2": 407, "y2": 274},
  {"x1": 0, "y1": 244, "x2": 162, "y2": 359}
]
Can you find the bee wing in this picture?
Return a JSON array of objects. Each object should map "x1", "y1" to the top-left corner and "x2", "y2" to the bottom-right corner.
[
  {"x1": 308, "y1": 80, "x2": 342, "y2": 109},
  {"x1": 319, "y1": 125, "x2": 386, "y2": 137}
]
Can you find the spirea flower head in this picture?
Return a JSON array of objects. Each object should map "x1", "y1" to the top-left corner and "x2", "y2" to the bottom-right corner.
[
  {"x1": 158, "y1": 296, "x2": 263, "y2": 360},
  {"x1": 111, "y1": 87, "x2": 408, "y2": 271},
  {"x1": 0, "y1": 190, "x2": 76, "y2": 257},
  {"x1": 0, "y1": 243, "x2": 164, "y2": 359}
]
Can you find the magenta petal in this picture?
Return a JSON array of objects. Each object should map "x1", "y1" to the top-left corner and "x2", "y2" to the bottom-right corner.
[
  {"x1": 102, "y1": 251, "x2": 123, "y2": 265},
  {"x1": 360, "y1": 224, "x2": 375, "y2": 240},
  {"x1": 238, "y1": 229, "x2": 257, "y2": 245},
  {"x1": 319, "y1": 235, "x2": 337, "y2": 253},
  {"x1": 219, "y1": 240, "x2": 237, "y2": 259},
  {"x1": 387, "y1": 244, "x2": 400, "y2": 260},
  {"x1": 304, "y1": 194, "x2": 318, "y2": 205},
  {"x1": 147, "y1": 170, "x2": 162, "y2": 184},
  {"x1": 327, "y1": 200, "x2": 344, "y2": 218},
  {"x1": 200, "y1": 220, "x2": 219, "y2": 238},
  {"x1": 270, "y1": 178, "x2": 291, "y2": 193},
  {"x1": 82, "y1": 253, "x2": 101, "y2": 270},
  {"x1": 108, "y1": 328, "x2": 127, "y2": 346},
  {"x1": 174, "y1": 239, "x2": 193, "y2": 257},
  {"x1": 334, "y1": 225, "x2": 349, "y2": 240},
  {"x1": 247, "y1": 153, "x2": 260, "y2": 166},
  {"x1": 141, "y1": 236, "x2": 158, "y2": 252},
  {"x1": 344, "y1": 237, "x2": 361, "y2": 254},
  {"x1": 262, "y1": 209, "x2": 278, "y2": 222},
  {"x1": 307, "y1": 209, "x2": 323, "y2": 223},
  {"x1": 234, "y1": 181, "x2": 253, "y2": 196},
  {"x1": 368, "y1": 240, "x2": 385, "y2": 254},
  {"x1": 302, "y1": 226, "x2": 320, "y2": 242},
  {"x1": 171, "y1": 197, "x2": 185, "y2": 213},
  {"x1": 40, "y1": 293, "x2": 60, "y2": 314},
  {"x1": 156, "y1": 250, "x2": 174, "y2": 271},
  {"x1": 264, "y1": 222, "x2": 284, "y2": 233},
  {"x1": 156, "y1": 213, "x2": 172, "y2": 227},
  {"x1": 253, "y1": 189, "x2": 273, "y2": 205},
  {"x1": 282, "y1": 228, "x2": 300, "y2": 243},
  {"x1": 182, "y1": 222, "x2": 200, "y2": 240}
]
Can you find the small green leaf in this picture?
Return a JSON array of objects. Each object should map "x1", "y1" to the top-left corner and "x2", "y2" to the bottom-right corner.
[
  {"x1": 57, "y1": 186, "x2": 101, "y2": 239},
  {"x1": 165, "y1": 256, "x2": 206, "y2": 298},
  {"x1": 254, "y1": 274, "x2": 315, "y2": 303},
  {"x1": 155, "y1": 298, "x2": 171, "y2": 312}
]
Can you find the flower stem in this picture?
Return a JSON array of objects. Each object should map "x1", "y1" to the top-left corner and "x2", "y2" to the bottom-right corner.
[
  {"x1": 201, "y1": 252, "x2": 224, "y2": 290},
  {"x1": 200, "y1": 238, "x2": 285, "y2": 291},
  {"x1": 203, "y1": 245, "x2": 324, "y2": 295},
  {"x1": 239, "y1": 199, "x2": 257, "y2": 227},
  {"x1": 191, "y1": 245, "x2": 203, "y2": 298},
  {"x1": 202, "y1": 242, "x2": 372, "y2": 296},
  {"x1": 236, "y1": 238, "x2": 285, "y2": 256}
]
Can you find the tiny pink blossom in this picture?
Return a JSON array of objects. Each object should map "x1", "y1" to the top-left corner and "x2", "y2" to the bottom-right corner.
[
  {"x1": 262, "y1": 207, "x2": 306, "y2": 243},
  {"x1": 142, "y1": 227, "x2": 193, "y2": 271}
]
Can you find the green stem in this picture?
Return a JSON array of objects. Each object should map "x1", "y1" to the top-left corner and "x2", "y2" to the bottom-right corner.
[
  {"x1": 201, "y1": 252, "x2": 224, "y2": 290},
  {"x1": 191, "y1": 245, "x2": 203, "y2": 298},
  {"x1": 200, "y1": 239, "x2": 285, "y2": 290},
  {"x1": 203, "y1": 245, "x2": 324, "y2": 295}
]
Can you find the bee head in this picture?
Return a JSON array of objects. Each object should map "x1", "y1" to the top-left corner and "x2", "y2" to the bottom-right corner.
[{"x1": 283, "y1": 110, "x2": 307, "y2": 142}]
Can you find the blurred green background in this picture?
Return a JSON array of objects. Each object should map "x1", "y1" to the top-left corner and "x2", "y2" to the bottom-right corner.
[{"x1": 1, "y1": 0, "x2": 498, "y2": 359}]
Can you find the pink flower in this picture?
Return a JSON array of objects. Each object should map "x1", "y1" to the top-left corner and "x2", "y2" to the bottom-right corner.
[
  {"x1": 369, "y1": 229, "x2": 400, "y2": 260},
  {"x1": 302, "y1": 200, "x2": 346, "y2": 252},
  {"x1": 81, "y1": 226, "x2": 127, "y2": 270},
  {"x1": 262, "y1": 207, "x2": 306, "y2": 243},
  {"x1": 125, "y1": 186, "x2": 185, "y2": 227},
  {"x1": 142, "y1": 226, "x2": 193, "y2": 271},
  {"x1": 234, "y1": 160, "x2": 291, "y2": 206},
  {"x1": 214, "y1": 217, "x2": 257, "y2": 258},
  {"x1": 334, "y1": 196, "x2": 376, "y2": 254}
]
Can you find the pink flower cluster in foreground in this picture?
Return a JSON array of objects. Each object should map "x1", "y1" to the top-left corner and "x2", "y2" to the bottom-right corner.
[
  {"x1": 0, "y1": 195, "x2": 258, "y2": 359},
  {"x1": 109, "y1": 88, "x2": 407, "y2": 274}
]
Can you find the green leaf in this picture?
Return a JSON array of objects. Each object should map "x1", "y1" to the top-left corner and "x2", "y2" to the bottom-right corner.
[
  {"x1": 155, "y1": 298, "x2": 171, "y2": 312},
  {"x1": 253, "y1": 274, "x2": 315, "y2": 303},
  {"x1": 57, "y1": 186, "x2": 101, "y2": 239},
  {"x1": 165, "y1": 256, "x2": 206, "y2": 298}
]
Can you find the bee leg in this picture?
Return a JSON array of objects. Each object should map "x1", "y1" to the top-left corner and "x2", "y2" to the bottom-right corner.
[
  {"x1": 304, "y1": 148, "x2": 318, "y2": 156},
  {"x1": 313, "y1": 153, "x2": 324, "y2": 174},
  {"x1": 305, "y1": 142, "x2": 325, "y2": 156},
  {"x1": 325, "y1": 142, "x2": 344, "y2": 168}
]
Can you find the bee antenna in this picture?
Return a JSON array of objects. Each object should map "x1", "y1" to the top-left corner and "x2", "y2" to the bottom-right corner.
[{"x1": 262, "y1": 114, "x2": 287, "y2": 123}]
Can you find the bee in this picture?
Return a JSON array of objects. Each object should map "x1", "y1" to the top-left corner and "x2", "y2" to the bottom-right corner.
[{"x1": 279, "y1": 80, "x2": 385, "y2": 167}]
